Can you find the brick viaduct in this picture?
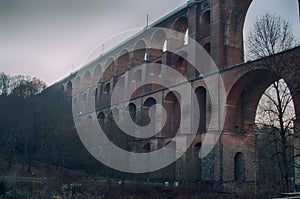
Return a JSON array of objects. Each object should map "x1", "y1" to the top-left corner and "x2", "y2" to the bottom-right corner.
[{"x1": 52, "y1": 0, "x2": 300, "y2": 193}]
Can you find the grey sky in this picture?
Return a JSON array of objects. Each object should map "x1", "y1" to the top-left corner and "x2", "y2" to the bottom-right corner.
[{"x1": 0, "y1": 0, "x2": 299, "y2": 85}]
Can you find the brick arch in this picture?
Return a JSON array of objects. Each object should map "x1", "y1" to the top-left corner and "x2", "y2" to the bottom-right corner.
[
  {"x1": 225, "y1": 0, "x2": 252, "y2": 66},
  {"x1": 66, "y1": 81, "x2": 72, "y2": 97},
  {"x1": 170, "y1": 16, "x2": 189, "y2": 50},
  {"x1": 149, "y1": 29, "x2": 167, "y2": 60},
  {"x1": 133, "y1": 40, "x2": 147, "y2": 67},
  {"x1": 104, "y1": 57, "x2": 115, "y2": 81},
  {"x1": 200, "y1": 9, "x2": 210, "y2": 37},
  {"x1": 224, "y1": 69, "x2": 280, "y2": 133},
  {"x1": 82, "y1": 71, "x2": 91, "y2": 90},
  {"x1": 74, "y1": 76, "x2": 81, "y2": 93},
  {"x1": 92, "y1": 64, "x2": 102, "y2": 86},
  {"x1": 117, "y1": 49, "x2": 129, "y2": 75},
  {"x1": 162, "y1": 91, "x2": 181, "y2": 137}
]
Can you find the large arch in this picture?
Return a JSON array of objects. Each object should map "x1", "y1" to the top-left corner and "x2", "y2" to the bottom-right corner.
[
  {"x1": 133, "y1": 40, "x2": 147, "y2": 67},
  {"x1": 162, "y1": 91, "x2": 181, "y2": 137},
  {"x1": 66, "y1": 81, "x2": 72, "y2": 97},
  {"x1": 150, "y1": 29, "x2": 167, "y2": 60},
  {"x1": 82, "y1": 71, "x2": 91, "y2": 90},
  {"x1": 224, "y1": 69, "x2": 280, "y2": 133},
  {"x1": 170, "y1": 16, "x2": 189, "y2": 50},
  {"x1": 93, "y1": 64, "x2": 102, "y2": 85},
  {"x1": 104, "y1": 57, "x2": 115, "y2": 81},
  {"x1": 117, "y1": 49, "x2": 129, "y2": 75}
]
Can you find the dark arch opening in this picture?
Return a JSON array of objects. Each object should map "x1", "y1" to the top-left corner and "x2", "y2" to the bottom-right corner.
[
  {"x1": 128, "y1": 103, "x2": 137, "y2": 123},
  {"x1": 150, "y1": 30, "x2": 167, "y2": 60},
  {"x1": 195, "y1": 87, "x2": 207, "y2": 133},
  {"x1": 203, "y1": 43, "x2": 211, "y2": 55},
  {"x1": 82, "y1": 71, "x2": 91, "y2": 90},
  {"x1": 104, "y1": 57, "x2": 115, "y2": 81},
  {"x1": 200, "y1": 10, "x2": 210, "y2": 37},
  {"x1": 117, "y1": 50, "x2": 129, "y2": 75},
  {"x1": 133, "y1": 40, "x2": 147, "y2": 67},
  {"x1": 162, "y1": 91, "x2": 181, "y2": 137},
  {"x1": 66, "y1": 81, "x2": 72, "y2": 98},
  {"x1": 234, "y1": 152, "x2": 245, "y2": 181},
  {"x1": 171, "y1": 17, "x2": 189, "y2": 50}
]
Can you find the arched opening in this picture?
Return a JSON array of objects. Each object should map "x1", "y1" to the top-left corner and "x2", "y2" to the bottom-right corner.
[
  {"x1": 142, "y1": 97, "x2": 157, "y2": 127},
  {"x1": 195, "y1": 87, "x2": 206, "y2": 133},
  {"x1": 191, "y1": 141, "x2": 202, "y2": 182},
  {"x1": 225, "y1": 65, "x2": 300, "y2": 190},
  {"x1": 104, "y1": 57, "x2": 115, "y2": 81},
  {"x1": 82, "y1": 71, "x2": 91, "y2": 90},
  {"x1": 117, "y1": 49, "x2": 129, "y2": 75},
  {"x1": 66, "y1": 81, "x2": 72, "y2": 97},
  {"x1": 162, "y1": 91, "x2": 181, "y2": 137},
  {"x1": 82, "y1": 93, "x2": 87, "y2": 104},
  {"x1": 150, "y1": 30, "x2": 167, "y2": 60},
  {"x1": 74, "y1": 76, "x2": 81, "y2": 93},
  {"x1": 171, "y1": 17, "x2": 189, "y2": 50},
  {"x1": 203, "y1": 43, "x2": 211, "y2": 55},
  {"x1": 93, "y1": 64, "x2": 102, "y2": 85},
  {"x1": 133, "y1": 40, "x2": 147, "y2": 67},
  {"x1": 128, "y1": 103, "x2": 137, "y2": 123},
  {"x1": 200, "y1": 10, "x2": 210, "y2": 37},
  {"x1": 225, "y1": 69, "x2": 279, "y2": 134},
  {"x1": 234, "y1": 152, "x2": 245, "y2": 181},
  {"x1": 255, "y1": 78, "x2": 296, "y2": 190}
]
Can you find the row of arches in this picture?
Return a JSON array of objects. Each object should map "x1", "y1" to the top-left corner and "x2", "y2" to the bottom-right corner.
[
  {"x1": 96, "y1": 86, "x2": 209, "y2": 136},
  {"x1": 64, "y1": 8, "x2": 212, "y2": 95}
]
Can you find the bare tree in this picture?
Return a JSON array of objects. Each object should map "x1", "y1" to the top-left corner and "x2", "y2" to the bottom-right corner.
[
  {"x1": 246, "y1": 13, "x2": 298, "y2": 192},
  {"x1": 246, "y1": 13, "x2": 296, "y2": 61}
]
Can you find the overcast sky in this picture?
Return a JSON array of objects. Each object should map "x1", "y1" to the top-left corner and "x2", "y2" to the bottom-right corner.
[{"x1": 0, "y1": 0, "x2": 299, "y2": 85}]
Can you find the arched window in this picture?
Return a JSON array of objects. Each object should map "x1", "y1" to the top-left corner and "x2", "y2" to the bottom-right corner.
[
  {"x1": 66, "y1": 81, "x2": 72, "y2": 97},
  {"x1": 117, "y1": 50, "x2": 129, "y2": 75},
  {"x1": 104, "y1": 57, "x2": 115, "y2": 81},
  {"x1": 203, "y1": 43, "x2": 211, "y2": 54},
  {"x1": 133, "y1": 40, "x2": 147, "y2": 67},
  {"x1": 196, "y1": 87, "x2": 206, "y2": 133},
  {"x1": 162, "y1": 91, "x2": 180, "y2": 137},
  {"x1": 128, "y1": 103, "x2": 137, "y2": 123},
  {"x1": 171, "y1": 17, "x2": 189, "y2": 50},
  {"x1": 234, "y1": 152, "x2": 245, "y2": 181},
  {"x1": 143, "y1": 97, "x2": 157, "y2": 127},
  {"x1": 150, "y1": 30, "x2": 167, "y2": 59},
  {"x1": 200, "y1": 10, "x2": 210, "y2": 36},
  {"x1": 82, "y1": 71, "x2": 91, "y2": 90}
]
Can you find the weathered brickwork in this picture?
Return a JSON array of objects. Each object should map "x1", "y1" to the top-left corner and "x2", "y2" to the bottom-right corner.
[{"x1": 53, "y1": 0, "x2": 300, "y2": 194}]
